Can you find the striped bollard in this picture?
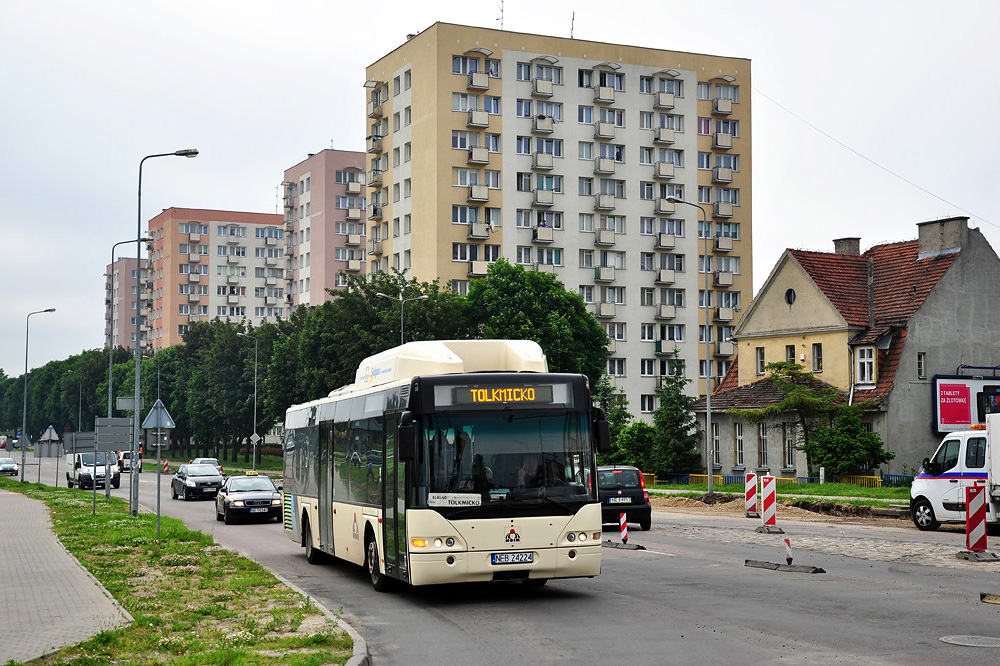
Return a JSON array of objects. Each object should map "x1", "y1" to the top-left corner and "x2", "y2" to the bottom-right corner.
[
  {"x1": 620, "y1": 512, "x2": 628, "y2": 544},
  {"x1": 966, "y1": 485, "x2": 988, "y2": 552},
  {"x1": 783, "y1": 537, "x2": 793, "y2": 565},
  {"x1": 755, "y1": 475, "x2": 784, "y2": 534},
  {"x1": 745, "y1": 472, "x2": 759, "y2": 518},
  {"x1": 162, "y1": 459, "x2": 169, "y2": 473}
]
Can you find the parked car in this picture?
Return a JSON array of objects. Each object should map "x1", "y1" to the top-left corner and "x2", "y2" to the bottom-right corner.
[
  {"x1": 0, "y1": 457, "x2": 18, "y2": 476},
  {"x1": 597, "y1": 465, "x2": 651, "y2": 531},
  {"x1": 215, "y1": 471, "x2": 283, "y2": 524},
  {"x1": 171, "y1": 464, "x2": 224, "y2": 500},
  {"x1": 190, "y1": 457, "x2": 223, "y2": 474}
]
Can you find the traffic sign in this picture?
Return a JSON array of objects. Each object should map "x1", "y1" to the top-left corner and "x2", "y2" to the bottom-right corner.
[
  {"x1": 40, "y1": 425, "x2": 59, "y2": 442},
  {"x1": 142, "y1": 399, "x2": 176, "y2": 430},
  {"x1": 117, "y1": 396, "x2": 144, "y2": 412},
  {"x1": 249, "y1": 432, "x2": 261, "y2": 445},
  {"x1": 96, "y1": 417, "x2": 131, "y2": 452}
]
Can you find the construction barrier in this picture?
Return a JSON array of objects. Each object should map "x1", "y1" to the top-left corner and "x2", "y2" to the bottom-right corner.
[
  {"x1": 783, "y1": 538, "x2": 793, "y2": 565},
  {"x1": 966, "y1": 485, "x2": 988, "y2": 552},
  {"x1": 162, "y1": 459, "x2": 170, "y2": 473},
  {"x1": 745, "y1": 472, "x2": 758, "y2": 516},
  {"x1": 620, "y1": 512, "x2": 628, "y2": 545},
  {"x1": 761, "y1": 475, "x2": 777, "y2": 527}
]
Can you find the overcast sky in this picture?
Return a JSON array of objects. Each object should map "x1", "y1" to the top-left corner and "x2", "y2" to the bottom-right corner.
[{"x1": 2, "y1": 0, "x2": 998, "y2": 379}]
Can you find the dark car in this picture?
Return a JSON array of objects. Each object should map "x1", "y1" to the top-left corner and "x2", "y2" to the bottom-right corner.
[
  {"x1": 215, "y1": 472, "x2": 282, "y2": 524},
  {"x1": 0, "y1": 457, "x2": 18, "y2": 476},
  {"x1": 597, "y1": 465, "x2": 651, "y2": 531},
  {"x1": 171, "y1": 464, "x2": 224, "y2": 501}
]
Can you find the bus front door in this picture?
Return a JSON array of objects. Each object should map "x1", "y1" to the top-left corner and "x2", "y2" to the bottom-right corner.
[
  {"x1": 383, "y1": 414, "x2": 407, "y2": 581},
  {"x1": 319, "y1": 423, "x2": 334, "y2": 552}
]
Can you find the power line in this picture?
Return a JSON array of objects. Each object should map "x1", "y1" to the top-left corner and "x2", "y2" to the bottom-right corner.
[{"x1": 752, "y1": 87, "x2": 996, "y2": 230}]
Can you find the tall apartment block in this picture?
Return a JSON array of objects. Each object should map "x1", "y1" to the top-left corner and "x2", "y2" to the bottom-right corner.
[
  {"x1": 365, "y1": 23, "x2": 751, "y2": 412},
  {"x1": 104, "y1": 257, "x2": 151, "y2": 351},
  {"x1": 282, "y1": 148, "x2": 367, "y2": 315},
  {"x1": 147, "y1": 207, "x2": 285, "y2": 350}
]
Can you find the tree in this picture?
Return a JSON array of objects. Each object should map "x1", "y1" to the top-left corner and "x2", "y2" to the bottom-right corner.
[
  {"x1": 727, "y1": 362, "x2": 846, "y2": 475},
  {"x1": 802, "y1": 406, "x2": 894, "y2": 475},
  {"x1": 591, "y1": 373, "x2": 633, "y2": 465},
  {"x1": 466, "y1": 259, "x2": 608, "y2": 383},
  {"x1": 648, "y1": 356, "x2": 701, "y2": 476}
]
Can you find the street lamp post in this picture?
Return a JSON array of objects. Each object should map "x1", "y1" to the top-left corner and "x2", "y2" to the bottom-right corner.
[
  {"x1": 21, "y1": 308, "x2": 55, "y2": 483},
  {"x1": 108, "y1": 237, "x2": 152, "y2": 419},
  {"x1": 66, "y1": 369, "x2": 81, "y2": 495},
  {"x1": 132, "y1": 148, "x2": 198, "y2": 516},
  {"x1": 667, "y1": 197, "x2": 714, "y2": 495},
  {"x1": 236, "y1": 332, "x2": 258, "y2": 470},
  {"x1": 376, "y1": 291, "x2": 428, "y2": 346}
]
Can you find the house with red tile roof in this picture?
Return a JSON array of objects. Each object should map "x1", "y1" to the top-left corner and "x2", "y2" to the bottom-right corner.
[{"x1": 691, "y1": 217, "x2": 1000, "y2": 476}]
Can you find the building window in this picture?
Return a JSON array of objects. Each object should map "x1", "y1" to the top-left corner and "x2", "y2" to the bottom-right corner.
[
  {"x1": 757, "y1": 424, "x2": 768, "y2": 468},
  {"x1": 917, "y1": 352, "x2": 926, "y2": 379},
  {"x1": 607, "y1": 358, "x2": 625, "y2": 377},
  {"x1": 786, "y1": 345, "x2": 796, "y2": 364},
  {"x1": 856, "y1": 346, "x2": 875, "y2": 385},
  {"x1": 755, "y1": 347, "x2": 765, "y2": 375},
  {"x1": 712, "y1": 423, "x2": 721, "y2": 467},
  {"x1": 783, "y1": 424, "x2": 795, "y2": 469},
  {"x1": 734, "y1": 423, "x2": 744, "y2": 468},
  {"x1": 812, "y1": 343, "x2": 823, "y2": 372},
  {"x1": 640, "y1": 395, "x2": 656, "y2": 413}
]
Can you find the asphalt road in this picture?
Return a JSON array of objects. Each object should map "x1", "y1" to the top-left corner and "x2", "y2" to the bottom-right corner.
[{"x1": 26, "y1": 457, "x2": 1000, "y2": 664}]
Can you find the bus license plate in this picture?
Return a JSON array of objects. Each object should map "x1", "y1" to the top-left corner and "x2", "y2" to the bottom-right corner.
[
  {"x1": 608, "y1": 497, "x2": 631, "y2": 503},
  {"x1": 250, "y1": 507, "x2": 268, "y2": 513},
  {"x1": 492, "y1": 552, "x2": 533, "y2": 565}
]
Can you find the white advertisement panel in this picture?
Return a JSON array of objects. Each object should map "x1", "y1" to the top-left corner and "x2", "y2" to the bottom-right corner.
[{"x1": 932, "y1": 375, "x2": 1000, "y2": 433}]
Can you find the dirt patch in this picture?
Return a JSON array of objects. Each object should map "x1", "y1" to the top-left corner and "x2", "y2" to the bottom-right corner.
[{"x1": 650, "y1": 493, "x2": 909, "y2": 524}]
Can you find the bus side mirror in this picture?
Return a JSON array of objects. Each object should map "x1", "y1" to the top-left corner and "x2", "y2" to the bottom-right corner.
[
  {"x1": 398, "y1": 411, "x2": 416, "y2": 462},
  {"x1": 593, "y1": 408, "x2": 611, "y2": 454}
]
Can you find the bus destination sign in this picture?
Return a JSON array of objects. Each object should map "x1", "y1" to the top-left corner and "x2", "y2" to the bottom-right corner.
[
  {"x1": 434, "y1": 383, "x2": 570, "y2": 409},
  {"x1": 470, "y1": 387, "x2": 539, "y2": 404}
]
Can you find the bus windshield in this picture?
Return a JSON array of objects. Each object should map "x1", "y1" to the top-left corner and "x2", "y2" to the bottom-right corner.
[{"x1": 415, "y1": 410, "x2": 594, "y2": 516}]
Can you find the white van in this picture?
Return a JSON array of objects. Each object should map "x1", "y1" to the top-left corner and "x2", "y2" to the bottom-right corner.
[{"x1": 910, "y1": 414, "x2": 1000, "y2": 531}]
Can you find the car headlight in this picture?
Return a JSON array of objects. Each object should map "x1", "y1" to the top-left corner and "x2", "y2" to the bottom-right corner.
[
  {"x1": 232, "y1": 500, "x2": 244, "y2": 507},
  {"x1": 185, "y1": 480, "x2": 196, "y2": 487},
  {"x1": 271, "y1": 499, "x2": 282, "y2": 506}
]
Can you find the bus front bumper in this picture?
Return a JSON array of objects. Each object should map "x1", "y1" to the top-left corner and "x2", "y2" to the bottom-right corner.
[{"x1": 408, "y1": 544, "x2": 601, "y2": 586}]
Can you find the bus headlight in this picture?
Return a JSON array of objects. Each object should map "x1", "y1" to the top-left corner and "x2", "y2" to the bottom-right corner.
[
  {"x1": 433, "y1": 538, "x2": 443, "y2": 548},
  {"x1": 577, "y1": 532, "x2": 588, "y2": 542}
]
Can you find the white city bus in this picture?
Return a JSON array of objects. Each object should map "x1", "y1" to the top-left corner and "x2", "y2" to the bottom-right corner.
[{"x1": 282, "y1": 339, "x2": 610, "y2": 590}]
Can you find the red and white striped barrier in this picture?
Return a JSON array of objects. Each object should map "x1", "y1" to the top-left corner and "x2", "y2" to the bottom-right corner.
[
  {"x1": 783, "y1": 537, "x2": 793, "y2": 565},
  {"x1": 966, "y1": 485, "x2": 988, "y2": 552},
  {"x1": 761, "y1": 475, "x2": 777, "y2": 527},
  {"x1": 745, "y1": 472, "x2": 758, "y2": 517},
  {"x1": 620, "y1": 512, "x2": 628, "y2": 544},
  {"x1": 162, "y1": 459, "x2": 170, "y2": 474}
]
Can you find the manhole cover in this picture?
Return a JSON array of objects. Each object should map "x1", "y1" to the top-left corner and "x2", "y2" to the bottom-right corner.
[{"x1": 939, "y1": 635, "x2": 1000, "y2": 647}]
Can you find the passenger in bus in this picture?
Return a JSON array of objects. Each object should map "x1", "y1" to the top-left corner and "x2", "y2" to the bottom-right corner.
[{"x1": 517, "y1": 453, "x2": 543, "y2": 487}]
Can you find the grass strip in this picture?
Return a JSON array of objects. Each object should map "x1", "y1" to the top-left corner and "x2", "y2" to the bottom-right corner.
[{"x1": 0, "y1": 479, "x2": 352, "y2": 666}]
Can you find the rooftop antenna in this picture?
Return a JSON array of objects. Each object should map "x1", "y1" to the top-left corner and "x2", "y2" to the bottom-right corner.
[
  {"x1": 571, "y1": 11, "x2": 575, "y2": 38},
  {"x1": 497, "y1": 0, "x2": 504, "y2": 30}
]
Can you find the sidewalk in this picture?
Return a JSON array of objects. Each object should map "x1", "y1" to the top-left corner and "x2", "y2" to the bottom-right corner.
[{"x1": 0, "y1": 489, "x2": 133, "y2": 663}]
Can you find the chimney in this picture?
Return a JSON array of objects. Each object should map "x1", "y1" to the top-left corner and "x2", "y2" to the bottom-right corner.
[
  {"x1": 833, "y1": 237, "x2": 860, "y2": 255},
  {"x1": 917, "y1": 217, "x2": 969, "y2": 259}
]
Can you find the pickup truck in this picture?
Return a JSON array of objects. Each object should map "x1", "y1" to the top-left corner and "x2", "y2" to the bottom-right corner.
[{"x1": 66, "y1": 452, "x2": 121, "y2": 490}]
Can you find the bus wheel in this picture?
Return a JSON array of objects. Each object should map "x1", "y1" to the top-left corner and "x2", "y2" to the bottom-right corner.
[
  {"x1": 303, "y1": 520, "x2": 324, "y2": 564},
  {"x1": 367, "y1": 535, "x2": 387, "y2": 592}
]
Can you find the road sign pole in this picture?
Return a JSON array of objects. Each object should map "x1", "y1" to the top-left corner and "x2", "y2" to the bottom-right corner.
[{"x1": 156, "y1": 424, "x2": 161, "y2": 536}]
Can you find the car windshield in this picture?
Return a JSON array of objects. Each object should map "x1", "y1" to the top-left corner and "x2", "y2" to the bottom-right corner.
[
  {"x1": 229, "y1": 477, "x2": 276, "y2": 492},
  {"x1": 188, "y1": 464, "x2": 220, "y2": 476},
  {"x1": 80, "y1": 453, "x2": 111, "y2": 465},
  {"x1": 599, "y1": 469, "x2": 641, "y2": 490},
  {"x1": 0, "y1": 458, "x2": 14, "y2": 465}
]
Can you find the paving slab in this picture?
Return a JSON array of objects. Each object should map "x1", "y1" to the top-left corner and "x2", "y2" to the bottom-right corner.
[{"x1": 0, "y1": 489, "x2": 132, "y2": 663}]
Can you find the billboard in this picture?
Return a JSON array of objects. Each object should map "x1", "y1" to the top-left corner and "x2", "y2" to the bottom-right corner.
[{"x1": 933, "y1": 375, "x2": 1000, "y2": 432}]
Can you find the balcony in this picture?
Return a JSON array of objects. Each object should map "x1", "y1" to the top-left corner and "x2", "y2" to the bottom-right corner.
[
  {"x1": 534, "y1": 263, "x2": 555, "y2": 274},
  {"x1": 265, "y1": 236, "x2": 278, "y2": 247},
  {"x1": 265, "y1": 296, "x2": 279, "y2": 306},
  {"x1": 346, "y1": 259, "x2": 362, "y2": 272},
  {"x1": 283, "y1": 195, "x2": 294, "y2": 209},
  {"x1": 265, "y1": 276, "x2": 278, "y2": 286},
  {"x1": 267, "y1": 256, "x2": 280, "y2": 266},
  {"x1": 369, "y1": 204, "x2": 383, "y2": 220},
  {"x1": 595, "y1": 229, "x2": 616, "y2": 246},
  {"x1": 468, "y1": 260, "x2": 489, "y2": 277},
  {"x1": 594, "y1": 122, "x2": 615, "y2": 140},
  {"x1": 532, "y1": 79, "x2": 553, "y2": 97},
  {"x1": 226, "y1": 236, "x2": 239, "y2": 245},
  {"x1": 714, "y1": 271, "x2": 734, "y2": 287},
  {"x1": 716, "y1": 341, "x2": 736, "y2": 357},
  {"x1": 227, "y1": 255, "x2": 240, "y2": 265},
  {"x1": 655, "y1": 198, "x2": 675, "y2": 214},
  {"x1": 594, "y1": 194, "x2": 615, "y2": 211},
  {"x1": 187, "y1": 293, "x2": 200, "y2": 303},
  {"x1": 368, "y1": 170, "x2": 382, "y2": 187},
  {"x1": 713, "y1": 98, "x2": 733, "y2": 115},
  {"x1": 654, "y1": 92, "x2": 675, "y2": 109},
  {"x1": 533, "y1": 226, "x2": 554, "y2": 243},
  {"x1": 346, "y1": 181, "x2": 363, "y2": 195},
  {"x1": 188, "y1": 254, "x2": 201, "y2": 264},
  {"x1": 227, "y1": 294, "x2": 240, "y2": 305},
  {"x1": 468, "y1": 72, "x2": 489, "y2": 90},
  {"x1": 346, "y1": 233, "x2": 362, "y2": 246},
  {"x1": 656, "y1": 269, "x2": 675, "y2": 284},
  {"x1": 593, "y1": 86, "x2": 615, "y2": 104},
  {"x1": 366, "y1": 99, "x2": 383, "y2": 118},
  {"x1": 346, "y1": 207, "x2": 362, "y2": 221},
  {"x1": 467, "y1": 146, "x2": 489, "y2": 164},
  {"x1": 467, "y1": 184, "x2": 489, "y2": 202},
  {"x1": 532, "y1": 116, "x2": 554, "y2": 133},
  {"x1": 713, "y1": 202, "x2": 734, "y2": 218},
  {"x1": 654, "y1": 161, "x2": 674, "y2": 179},
  {"x1": 715, "y1": 306, "x2": 735, "y2": 322},
  {"x1": 533, "y1": 189, "x2": 554, "y2": 206},
  {"x1": 656, "y1": 233, "x2": 676, "y2": 249},
  {"x1": 594, "y1": 266, "x2": 615, "y2": 282},
  {"x1": 187, "y1": 314, "x2": 201, "y2": 324},
  {"x1": 532, "y1": 152, "x2": 553, "y2": 170},
  {"x1": 596, "y1": 302, "x2": 616, "y2": 318},
  {"x1": 284, "y1": 220, "x2": 294, "y2": 233},
  {"x1": 715, "y1": 235, "x2": 734, "y2": 252},
  {"x1": 187, "y1": 274, "x2": 200, "y2": 283},
  {"x1": 468, "y1": 223, "x2": 490, "y2": 239},
  {"x1": 594, "y1": 157, "x2": 615, "y2": 174},
  {"x1": 467, "y1": 109, "x2": 489, "y2": 128},
  {"x1": 227, "y1": 275, "x2": 240, "y2": 285},
  {"x1": 655, "y1": 128, "x2": 675, "y2": 144},
  {"x1": 712, "y1": 167, "x2": 733, "y2": 183},
  {"x1": 655, "y1": 304, "x2": 677, "y2": 320},
  {"x1": 713, "y1": 132, "x2": 733, "y2": 149},
  {"x1": 366, "y1": 135, "x2": 383, "y2": 153},
  {"x1": 284, "y1": 244, "x2": 294, "y2": 256},
  {"x1": 188, "y1": 233, "x2": 201, "y2": 242},
  {"x1": 367, "y1": 239, "x2": 383, "y2": 256}
]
